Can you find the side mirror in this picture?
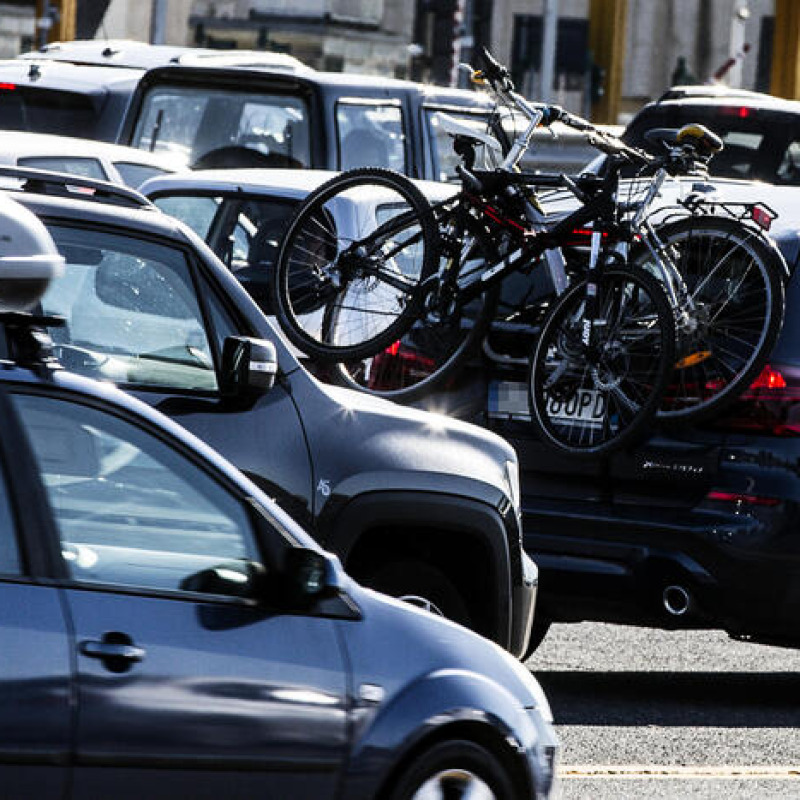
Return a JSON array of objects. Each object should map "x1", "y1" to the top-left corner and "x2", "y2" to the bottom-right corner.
[
  {"x1": 221, "y1": 335, "x2": 277, "y2": 397},
  {"x1": 179, "y1": 560, "x2": 266, "y2": 598},
  {"x1": 276, "y1": 547, "x2": 339, "y2": 609}
]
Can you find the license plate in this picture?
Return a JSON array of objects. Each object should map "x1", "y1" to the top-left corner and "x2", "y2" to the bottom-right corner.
[
  {"x1": 488, "y1": 380, "x2": 530, "y2": 421},
  {"x1": 546, "y1": 389, "x2": 605, "y2": 426}
]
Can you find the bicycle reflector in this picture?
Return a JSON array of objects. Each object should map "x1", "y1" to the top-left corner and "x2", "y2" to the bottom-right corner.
[
  {"x1": 750, "y1": 204, "x2": 774, "y2": 231},
  {"x1": 0, "y1": 195, "x2": 64, "y2": 313}
]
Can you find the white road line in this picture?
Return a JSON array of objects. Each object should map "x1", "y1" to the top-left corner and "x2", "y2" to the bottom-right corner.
[{"x1": 560, "y1": 765, "x2": 800, "y2": 779}]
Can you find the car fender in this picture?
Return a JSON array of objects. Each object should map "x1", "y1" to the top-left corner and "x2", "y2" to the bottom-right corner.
[{"x1": 339, "y1": 668, "x2": 539, "y2": 800}]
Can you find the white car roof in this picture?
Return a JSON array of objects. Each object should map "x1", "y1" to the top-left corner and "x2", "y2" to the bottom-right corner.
[
  {"x1": 0, "y1": 131, "x2": 175, "y2": 170},
  {"x1": 139, "y1": 168, "x2": 457, "y2": 203}
]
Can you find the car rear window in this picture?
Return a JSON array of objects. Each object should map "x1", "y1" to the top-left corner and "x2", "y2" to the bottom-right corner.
[{"x1": 0, "y1": 86, "x2": 100, "y2": 138}]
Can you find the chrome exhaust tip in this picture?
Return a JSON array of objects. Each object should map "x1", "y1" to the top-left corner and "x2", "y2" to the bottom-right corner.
[{"x1": 663, "y1": 584, "x2": 691, "y2": 616}]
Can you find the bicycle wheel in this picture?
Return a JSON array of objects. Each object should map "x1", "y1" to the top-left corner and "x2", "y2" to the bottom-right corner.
[
  {"x1": 327, "y1": 222, "x2": 499, "y2": 401},
  {"x1": 272, "y1": 168, "x2": 439, "y2": 362},
  {"x1": 631, "y1": 216, "x2": 786, "y2": 423},
  {"x1": 529, "y1": 264, "x2": 675, "y2": 458}
]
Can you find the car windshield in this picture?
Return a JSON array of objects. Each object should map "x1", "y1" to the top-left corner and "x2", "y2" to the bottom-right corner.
[{"x1": 131, "y1": 84, "x2": 311, "y2": 169}]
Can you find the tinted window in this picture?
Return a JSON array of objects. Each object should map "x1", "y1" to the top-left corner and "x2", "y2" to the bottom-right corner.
[
  {"x1": 14, "y1": 393, "x2": 259, "y2": 594},
  {"x1": 18, "y1": 156, "x2": 108, "y2": 181},
  {"x1": 114, "y1": 162, "x2": 169, "y2": 189},
  {"x1": 41, "y1": 225, "x2": 218, "y2": 392},
  {"x1": 337, "y1": 101, "x2": 406, "y2": 172},
  {"x1": 132, "y1": 85, "x2": 310, "y2": 169},
  {"x1": 0, "y1": 86, "x2": 99, "y2": 137}
]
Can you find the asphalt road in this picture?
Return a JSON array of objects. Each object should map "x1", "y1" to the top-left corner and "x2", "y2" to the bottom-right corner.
[{"x1": 526, "y1": 622, "x2": 800, "y2": 799}]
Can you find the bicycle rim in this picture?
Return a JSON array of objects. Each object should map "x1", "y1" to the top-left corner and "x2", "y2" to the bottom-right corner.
[
  {"x1": 329, "y1": 226, "x2": 499, "y2": 401},
  {"x1": 272, "y1": 168, "x2": 438, "y2": 362},
  {"x1": 635, "y1": 217, "x2": 786, "y2": 423},
  {"x1": 529, "y1": 265, "x2": 675, "y2": 457}
]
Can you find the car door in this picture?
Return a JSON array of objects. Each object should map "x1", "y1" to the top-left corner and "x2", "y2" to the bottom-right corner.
[
  {"x1": 0, "y1": 398, "x2": 72, "y2": 799},
  {"x1": 37, "y1": 222, "x2": 314, "y2": 527},
  {"x1": 10, "y1": 389, "x2": 349, "y2": 800}
]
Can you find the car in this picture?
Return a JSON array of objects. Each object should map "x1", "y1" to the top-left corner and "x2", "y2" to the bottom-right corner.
[
  {"x1": 0, "y1": 165, "x2": 537, "y2": 661},
  {"x1": 140, "y1": 164, "x2": 800, "y2": 652},
  {"x1": 0, "y1": 193, "x2": 558, "y2": 800},
  {"x1": 622, "y1": 85, "x2": 800, "y2": 185},
  {"x1": 117, "y1": 59, "x2": 500, "y2": 177},
  {"x1": 0, "y1": 42, "x2": 309, "y2": 142},
  {"x1": 0, "y1": 130, "x2": 176, "y2": 188}
]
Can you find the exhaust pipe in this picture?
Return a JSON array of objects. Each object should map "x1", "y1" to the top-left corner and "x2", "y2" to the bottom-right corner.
[{"x1": 663, "y1": 584, "x2": 692, "y2": 617}]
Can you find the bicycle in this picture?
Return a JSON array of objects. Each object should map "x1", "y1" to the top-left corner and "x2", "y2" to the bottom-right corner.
[{"x1": 272, "y1": 50, "x2": 786, "y2": 457}]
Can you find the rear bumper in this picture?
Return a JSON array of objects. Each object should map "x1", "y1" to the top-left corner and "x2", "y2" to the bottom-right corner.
[{"x1": 523, "y1": 500, "x2": 800, "y2": 642}]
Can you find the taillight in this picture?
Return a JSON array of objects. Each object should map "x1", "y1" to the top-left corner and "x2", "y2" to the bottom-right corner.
[
  {"x1": 368, "y1": 342, "x2": 435, "y2": 390},
  {"x1": 712, "y1": 363, "x2": 800, "y2": 435},
  {"x1": 719, "y1": 106, "x2": 751, "y2": 118},
  {"x1": 0, "y1": 83, "x2": 16, "y2": 91},
  {"x1": 705, "y1": 490, "x2": 780, "y2": 507}
]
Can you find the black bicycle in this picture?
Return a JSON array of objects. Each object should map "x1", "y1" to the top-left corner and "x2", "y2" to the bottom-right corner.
[{"x1": 273, "y1": 51, "x2": 785, "y2": 456}]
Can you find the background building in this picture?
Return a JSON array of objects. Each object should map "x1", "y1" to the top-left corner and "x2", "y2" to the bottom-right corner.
[{"x1": 0, "y1": 0, "x2": 789, "y2": 123}]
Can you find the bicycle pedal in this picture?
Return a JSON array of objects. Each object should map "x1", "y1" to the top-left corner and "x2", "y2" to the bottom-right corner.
[{"x1": 675, "y1": 350, "x2": 712, "y2": 369}]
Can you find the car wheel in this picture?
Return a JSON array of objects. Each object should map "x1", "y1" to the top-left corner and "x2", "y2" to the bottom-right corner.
[
  {"x1": 388, "y1": 740, "x2": 517, "y2": 800},
  {"x1": 367, "y1": 560, "x2": 471, "y2": 627}
]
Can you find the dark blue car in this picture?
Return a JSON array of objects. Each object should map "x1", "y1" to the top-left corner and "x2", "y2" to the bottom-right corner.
[{"x1": 0, "y1": 322, "x2": 557, "y2": 799}]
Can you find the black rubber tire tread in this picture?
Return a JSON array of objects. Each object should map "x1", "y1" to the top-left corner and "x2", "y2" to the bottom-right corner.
[
  {"x1": 529, "y1": 264, "x2": 676, "y2": 458},
  {"x1": 633, "y1": 216, "x2": 786, "y2": 424},
  {"x1": 272, "y1": 167, "x2": 439, "y2": 362},
  {"x1": 387, "y1": 739, "x2": 519, "y2": 800},
  {"x1": 366, "y1": 560, "x2": 471, "y2": 627}
]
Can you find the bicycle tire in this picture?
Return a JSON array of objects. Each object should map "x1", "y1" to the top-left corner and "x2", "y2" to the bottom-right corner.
[
  {"x1": 631, "y1": 216, "x2": 786, "y2": 423},
  {"x1": 272, "y1": 167, "x2": 439, "y2": 362},
  {"x1": 327, "y1": 225, "x2": 500, "y2": 401},
  {"x1": 529, "y1": 264, "x2": 676, "y2": 458}
]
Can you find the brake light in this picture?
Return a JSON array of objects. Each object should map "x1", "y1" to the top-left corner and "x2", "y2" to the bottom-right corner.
[
  {"x1": 705, "y1": 490, "x2": 780, "y2": 507},
  {"x1": 712, "y1": 363, "x2": 800, "y2": 435},
  {"x1": 0, "y1": 83, "x2": 16, "y2": 91},
  {"x1": 719, "y1": 106, "x2": 751, "y2": 118},
  {"x1": 367, "y1": 342, "x2": 436, "y2": 391},
  {"x1": 751, "y1": 204, "x2": 774, "y2": 231}
]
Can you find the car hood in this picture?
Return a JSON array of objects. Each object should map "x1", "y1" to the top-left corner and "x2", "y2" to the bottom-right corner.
[{"x1": 290, "y1": 371, "x2": 518, "y2": 510}]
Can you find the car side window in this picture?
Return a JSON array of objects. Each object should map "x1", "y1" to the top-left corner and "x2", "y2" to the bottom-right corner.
[
  {"x1": 0, "y1": 453, "x2": 20, "y2": 576},
  {"x1": 337, "y1": 101, "x2": 406, "y2": 172},
  {"x1": 41, "y1": 225, "x2": 218, "y2": 393},
  {"x1": 154, "y1": 194, "x2": 223, "y2": 240},
  {"x1": 777, "y1": 140, "x2": 800, "y2": 184},
  {"x1": 12, "y1": 393, "x2": 261, "y2": 596}
]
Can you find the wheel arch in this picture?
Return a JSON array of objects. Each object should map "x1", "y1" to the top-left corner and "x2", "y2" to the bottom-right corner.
[{"x1": 323, "y1": 491, "x2": 513, "y2": 647}]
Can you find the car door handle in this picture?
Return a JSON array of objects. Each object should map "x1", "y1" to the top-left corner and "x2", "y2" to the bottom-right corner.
[{"x1": 79, "y1": 633, "x2": 146, "y2": 672}]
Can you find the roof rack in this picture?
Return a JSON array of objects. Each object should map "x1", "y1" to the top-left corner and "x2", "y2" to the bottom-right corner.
[{"x1": 0, "y1": 165, "x2": 153, "y2": 209}]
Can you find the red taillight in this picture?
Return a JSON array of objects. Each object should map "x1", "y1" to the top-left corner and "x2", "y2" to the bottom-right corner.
[
  {"x1": 746, "y1": 364, "x2": 787, "y2": 391},
  {"x1": 706, "y1": 490, "x2": 780, "y2": 507},
  {"x1": 0, "y1": 82, "x2": 16, "y2": 91},
  {"x1": 367, "y1": 343, "x2": 436, "y2": 390},
  {"x1": 719, "y1": 106, "x2": 751, "y2": 118},
  {"x1": 712, "y1": 364, "x2": 800, "y2": 435}
]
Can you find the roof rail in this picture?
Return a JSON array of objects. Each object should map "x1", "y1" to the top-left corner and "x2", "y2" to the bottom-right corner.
[{"x1": 0, "y1": 165, "x2": 153, "y2": 209}]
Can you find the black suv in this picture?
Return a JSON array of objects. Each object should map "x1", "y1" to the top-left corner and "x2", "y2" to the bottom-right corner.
[{"x1": 1, "y1": 167, "x2": 535, "y2": 659}]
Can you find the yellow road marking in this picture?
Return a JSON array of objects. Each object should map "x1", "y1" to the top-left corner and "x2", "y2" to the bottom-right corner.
[{"x1": 560, "y1": 765, "x2": 800, "y2": 779}]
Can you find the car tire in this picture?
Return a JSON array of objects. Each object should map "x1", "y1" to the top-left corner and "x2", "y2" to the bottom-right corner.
[
  {"x1": 388, "y1": 739, "x2": 518, "y2": 800},
  {"x1": 367, "y1": 560, "x2": 471, "y2": 627}
]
